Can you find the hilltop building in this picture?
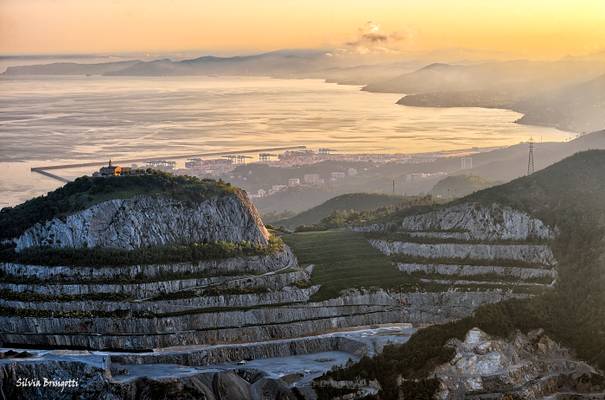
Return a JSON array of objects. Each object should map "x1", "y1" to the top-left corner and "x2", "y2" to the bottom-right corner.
[
  {"x1": 98, "y1": 160, "x2": 122, "y2": 176},
  {"x1": 94, "y1": 161, "x2": 138, "y2": 177}
]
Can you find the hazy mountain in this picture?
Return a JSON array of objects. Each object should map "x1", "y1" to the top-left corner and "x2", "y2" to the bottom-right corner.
[
  {"x1": 397, "y1": 73, "x2": 605, "y2": 133},
  {"x1": 275, "y1": 193, "x2": 409, "y2": 228},
  {"x1": 430, "y1": 175, "x2": 500, "y2": 199},
  {"x1": 286, "y1": 61, "x2": 422, "y2": 85},
  {"x1": 364, "y1": 59, "x2": 604, "y2": 95},
  {"x1": 2, "y1": 50, "x2": 346, "y2": 77},
  {"x1": 3, "y1": 60, "x2": 140, "y2": 75},
  {"x1": 514, "y1": 74, "x2": 605, "y2": 133},
  {"x1": 449, "y1": 130, "x2": 605, "y2": 182},
  {"x1": 371, "y1": 60, "x2": 605, "y2": 132}
]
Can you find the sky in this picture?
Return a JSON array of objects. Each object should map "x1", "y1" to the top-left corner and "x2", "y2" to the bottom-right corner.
[{"x1": 1, "y1": 0, "x2": 605, "y2": 59}]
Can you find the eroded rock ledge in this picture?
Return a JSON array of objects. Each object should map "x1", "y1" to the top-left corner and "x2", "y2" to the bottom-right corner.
[
  {"x1": 13, "y1": 192, "x2": 269, "y2": 251},
  {"x1": 434, "y1": 328, "x2": 605, "y2": 399},
  {"x1": 315, "y1": 328, "x2": 605, "y2": 400}
]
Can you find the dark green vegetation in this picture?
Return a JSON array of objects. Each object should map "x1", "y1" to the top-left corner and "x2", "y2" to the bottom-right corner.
[
  {"x1": 290, "y1": 195, "x2": 435, "y2": 232},
  {"x1": 282, "y1": 228, "x2": 543, "y2": 301},
  {"x1": 430, "y1": 174, "x2": 499, "y2": 199},
  {"x1": 0, "y1": 290, "x2": 132, "y2": 302},
  {"x1": 0, "y1": 172, "x2": 235, "y2": 241},
  {"x1": 317, "y1": 151, "x2": 605, "y2": 399},
  {"x1": 0, "y1": 235, "x2": 283, "y2": 267},
  {"x1": 283, "y1": 230, "x2": 500, "y2": 301},
  {"x1": 276, "y1": 193, "x2": 419, "y2": 229},
  {"x1": 283, "y1": 230, "x2": 417, "y2": 301}
]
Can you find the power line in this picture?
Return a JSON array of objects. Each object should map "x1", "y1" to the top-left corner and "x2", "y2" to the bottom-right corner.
[{"x1": 528, "y1": 137, "x2": 535, "y2": 175}]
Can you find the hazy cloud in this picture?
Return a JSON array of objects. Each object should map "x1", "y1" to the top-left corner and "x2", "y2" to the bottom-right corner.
[{"x1": 342, "y1": 22, "x2": 406, "y2": 54}]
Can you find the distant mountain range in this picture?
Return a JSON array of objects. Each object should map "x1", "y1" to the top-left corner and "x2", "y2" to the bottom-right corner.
[
  {"x1": 385, "y1": 61, "x2": 605, "y2": 132},
  {"x1": 365, "y1": 59, "x2": 604, "y2": 94},
  {"x1": 4, "y1": 50, "x2": 604, "y2": 133},
  {"x1": 2, "y1": 50, "x2": 341, "y2": 77},
  {"x1": 513, "y1": 73, "x2": 605, "y2": 133}
]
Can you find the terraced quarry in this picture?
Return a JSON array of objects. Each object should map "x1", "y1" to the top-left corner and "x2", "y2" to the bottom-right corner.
[
  {"x1": 0, "y1": 174, "x2": 565, "y2": 399},
  {"x1": 313, "y1": 151, "x2": 605, "y2": 400},
  {"x1": 284, "y1": 202, "x2": 557, "y2": 306},
  {"x1": 1, "y1": 175, "x2": 556, "y2": 352},
  {"x1": 0, "y1": 202, "x2": 557, "y2": 352}
]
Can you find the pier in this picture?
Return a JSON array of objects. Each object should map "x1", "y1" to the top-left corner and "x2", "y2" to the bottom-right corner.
[{"x1": 30, "y1": 145, "x2": 307, "y2": 183}]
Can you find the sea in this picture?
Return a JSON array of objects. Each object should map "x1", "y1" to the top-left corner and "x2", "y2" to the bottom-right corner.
[{"x1": 0, "y1": 73, "x2": 572, "y2": 207}]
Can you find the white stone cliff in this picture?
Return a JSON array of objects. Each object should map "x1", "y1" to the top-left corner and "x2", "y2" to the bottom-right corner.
[{"x1": 13, "y1": 191, "x2": 269, "y2": 251}]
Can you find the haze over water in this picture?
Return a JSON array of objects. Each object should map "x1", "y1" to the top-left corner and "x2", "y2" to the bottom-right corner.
[{"x1": 0, "y1": 75, "x2": 570, "y2": 207}]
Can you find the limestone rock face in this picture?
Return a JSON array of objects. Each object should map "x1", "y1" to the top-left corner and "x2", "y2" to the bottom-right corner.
[
  {"x1": 251, "y1": 378, "x2": 298, "y2": 400},
  {"x1": 369, "y1": 239, "x2": 556, "y2": 265},
  {"x1": 397, "y1": 262, "x2": 556, "y2": 281},
  {"x1": 213, "y1": 372, "x2": 252, "y2": 400},
  {"x1": 0, "y1": 358, "x2": 112, "y2": 400},
  {"x1": 399, "y1": 202, "x2": 555, "y2": 241},
  {"x1": 14, "y1": 191, "x2": 269, "y2": 251},
  {"x1": 0, "y1": 357, "x2": 299, "y2": 400},
  {"x1": 434, "y1": 328, "x2": 605, "y2": 399}
]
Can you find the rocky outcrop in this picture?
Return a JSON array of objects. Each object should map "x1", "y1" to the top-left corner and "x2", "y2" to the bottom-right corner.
[
  {"x1": 1, "y1": 286, "x2": 320, "y2": 314},
  {"x1": 397, "y1": 262, "x2": 556, "y2": 281},
  {"x1": 0, "y1": 358, "x2": 112, "y2": 400},
  {"x1": 13, "y1": 192, "x2": 269, "y2": 251},
  {"x1": 1, "y1": 268, "x2": 310, "y2": 298},
  {"x1": 398, "y1": 202, "x2": 556, "y2": 241},
  {"x1": 0, "y1": 247, "x2": 296, "y2": 282},
  {"x1": 369, "y1": 239, "x2": 556, "y2": 265},
  {"x1": 397, "y1": 290, "x2": 529, "y2": 323},
  {"x1": 110, "y1": 335, "x2": 367, "y2": 366},
  {"x1": 0, "y1": 289, "x2": 523, "y2": 350},
  {"x1": 0, "y1": 356, "x2": 299, "y2": 400},
  {"x1": 433, "y1": 328, "x2": 605, "y2": 399}
]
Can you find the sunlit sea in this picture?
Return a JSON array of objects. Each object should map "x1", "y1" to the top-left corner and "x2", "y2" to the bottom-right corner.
[{"x1": 0, "y1": 75, "x2": 571, "y2": 207}]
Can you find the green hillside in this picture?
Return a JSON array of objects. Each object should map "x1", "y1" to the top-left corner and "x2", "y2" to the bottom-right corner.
[
  {"x1": 276, "y1": 193, "x2": 418, "y2": 229},
  {"x1": 317, "y1": 150, "x2": 605, "y2": 399},
  {"x1": 430, "y1": 174, "x2": 499, "y2": 199},
  {"x1": 283, "y1": 230, "x2": 415, "y2": 301},
  {"x1": 0, "y1": 173, "x2": 234, "y2": 241}
]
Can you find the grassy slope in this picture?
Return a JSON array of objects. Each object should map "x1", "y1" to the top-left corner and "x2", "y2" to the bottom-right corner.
[
  {"x1": 282, "y1": 229, "x2": 536, "y2": 301},
  {"x1": 318, "y1": 150, "x2": 605, "y2": 399},
  {"x1": 0, "y1": 173, "x2": 234, "y2": 241},
  {"x1": 276, "y1": 193, "x2": 409, "y2": 229},
  {"x1": 282, "y1": 230, "x2": 412, "y2": 301}
]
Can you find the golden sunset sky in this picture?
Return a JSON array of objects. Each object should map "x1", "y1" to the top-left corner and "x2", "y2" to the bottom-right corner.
[{"x1": 1, "y1": 0, "x2": 604, "y2": 58}]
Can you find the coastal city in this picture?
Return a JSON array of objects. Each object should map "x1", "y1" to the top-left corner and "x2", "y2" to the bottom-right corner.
[{"x1": 89, "y1": 147, "x2": 475, "y2": 200}]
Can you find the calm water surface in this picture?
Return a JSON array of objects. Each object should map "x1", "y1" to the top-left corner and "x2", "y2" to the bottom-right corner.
[{"x1": 0, "y1": 75, "x2": 570, "y2": 206}]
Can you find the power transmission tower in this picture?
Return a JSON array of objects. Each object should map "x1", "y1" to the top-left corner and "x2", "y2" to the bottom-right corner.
[{"x1": 527, "y1": 137, "x2": 535, "y2": 175}]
